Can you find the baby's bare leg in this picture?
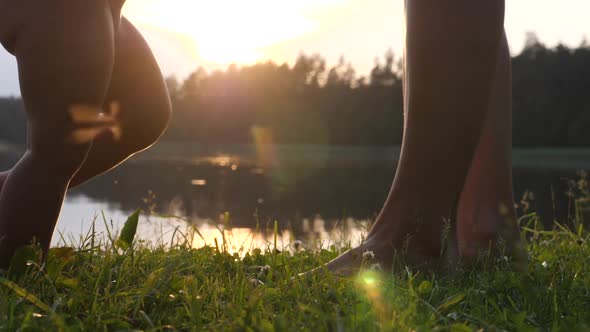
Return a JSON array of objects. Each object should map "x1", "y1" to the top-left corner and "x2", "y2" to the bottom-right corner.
[
  {"x1": 0, "y1": 171, "x2": 8, "y2": 191},
  {"x1": 70, "y1": 17, "x2": 171, "y2": 187},
  {"x1": 0, "y1": 0, "x2": 116, "y2": 268}
]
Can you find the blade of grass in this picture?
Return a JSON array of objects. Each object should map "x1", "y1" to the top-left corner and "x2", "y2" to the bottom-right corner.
[{"x1": 0, "y1": 278, "x2": 51, "y2": 312}]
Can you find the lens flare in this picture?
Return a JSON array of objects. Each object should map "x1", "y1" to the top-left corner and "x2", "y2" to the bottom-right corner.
[
  {"x1": 67, "y1": 102, "x2": 122, "y2": 144},
  {"x1": 251, "y1": 126, "x2": 277, "y2": 168},
  {"x1": 357, "y1": 270, "x2": 387, "y2": 323}
]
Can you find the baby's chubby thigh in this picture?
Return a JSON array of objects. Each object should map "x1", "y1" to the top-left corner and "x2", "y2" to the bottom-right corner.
[
  {"x1": 0, "y1": 0, "x2": 24, "y2": 54},
  {"x1": 11, "y1": 0, "x2": 118, "y2": 175}
]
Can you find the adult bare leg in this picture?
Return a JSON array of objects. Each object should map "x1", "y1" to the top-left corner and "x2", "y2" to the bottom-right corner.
[
  {"x1": 0, "y1": 0, "x2": 116, "y2": 268},
  {"x1": 456, "y1": 33, "x2": 519, "y2": 258},
  {"x1": 324, "y1": 0, "x2": 505, "y2": 274}
]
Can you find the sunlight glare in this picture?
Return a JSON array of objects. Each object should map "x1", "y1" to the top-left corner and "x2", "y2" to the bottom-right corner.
[{"x1": 124, "y1": 0, "x2": 347, "y2": 65}]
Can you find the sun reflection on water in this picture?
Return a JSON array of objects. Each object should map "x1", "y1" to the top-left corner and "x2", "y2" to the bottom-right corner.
[
  {"x1": 55, "y1": 198, "x2": 371, "y2": 257},
  {"x1": 183, "y1": 216, "x2": 370, "y2": 256},
  {"x1": 190, "y1": 179, "x2": 207, "y2": 186},
  {"x1": 207, "y1": 155, "x2": 233, "y2": 167}
]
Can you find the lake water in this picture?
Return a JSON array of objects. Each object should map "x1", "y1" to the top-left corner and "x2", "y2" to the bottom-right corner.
[{"x1": 1, "y1": 143, "x2": 589, "y2": 251}]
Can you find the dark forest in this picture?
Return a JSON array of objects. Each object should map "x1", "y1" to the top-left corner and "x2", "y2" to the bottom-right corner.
[{"x1": 1, "y1": 34, "x2": 589, "y2": 147}]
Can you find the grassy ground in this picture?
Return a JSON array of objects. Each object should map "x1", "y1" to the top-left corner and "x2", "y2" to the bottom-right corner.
[{"x1": 1, "y1": 211, "x2": 590, "y2": 331}]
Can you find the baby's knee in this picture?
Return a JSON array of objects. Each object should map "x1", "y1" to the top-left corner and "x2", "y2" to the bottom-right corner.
[
  {"x1": 122, "y1": 100, "x2": 171, "y2": 152},
  {"x1": 140, "y1": 100, "x2": 171, "y2": 146},
  {"x1": 110, "y1": 18, "x2": 172, "y2": 151}
]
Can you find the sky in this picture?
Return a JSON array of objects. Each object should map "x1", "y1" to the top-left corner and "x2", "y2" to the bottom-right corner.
[{"x1": 0, "y1": 0, "x2": 589, "y2": 96}]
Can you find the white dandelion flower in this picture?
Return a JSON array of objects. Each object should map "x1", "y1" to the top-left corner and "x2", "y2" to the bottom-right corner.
[
  {"x1": 292, "y1": 240, "x2": 303, "y2": 252},
  {"x1": 362, "y1": 250, "x2": 375, "y2": 260}
]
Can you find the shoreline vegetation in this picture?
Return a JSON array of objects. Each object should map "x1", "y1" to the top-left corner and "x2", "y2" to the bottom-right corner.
[
  {"x1": 1, "y1": 206, "x2": 590, "y2": 331},
  {"x1": 2, "y1": 36, "x2": 590, "y2": 149}
]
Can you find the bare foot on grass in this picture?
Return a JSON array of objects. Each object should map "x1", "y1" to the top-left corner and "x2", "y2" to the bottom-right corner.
[{"x1": 311, "y1": 214, "x2": 459, "y2": 277}]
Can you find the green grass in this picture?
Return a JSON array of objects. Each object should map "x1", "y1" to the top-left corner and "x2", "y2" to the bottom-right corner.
[{"x1": 1, "y1": 212, "x2": 590, "y2": 331}]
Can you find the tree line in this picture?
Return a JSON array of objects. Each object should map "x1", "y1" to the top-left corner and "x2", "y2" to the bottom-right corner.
[{"x1": 1, "y1": 34, "x2": 589, "y2": 147}]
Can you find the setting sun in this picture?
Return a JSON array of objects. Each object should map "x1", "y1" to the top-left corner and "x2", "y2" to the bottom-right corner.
[{"x1": 123, "y1": 0, "x2": 346, "y2": 65}]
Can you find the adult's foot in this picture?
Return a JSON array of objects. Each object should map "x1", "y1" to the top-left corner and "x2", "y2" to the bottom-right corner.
[{"x1": 320, "y1": 211, "x2": 458, "y2": 276}]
